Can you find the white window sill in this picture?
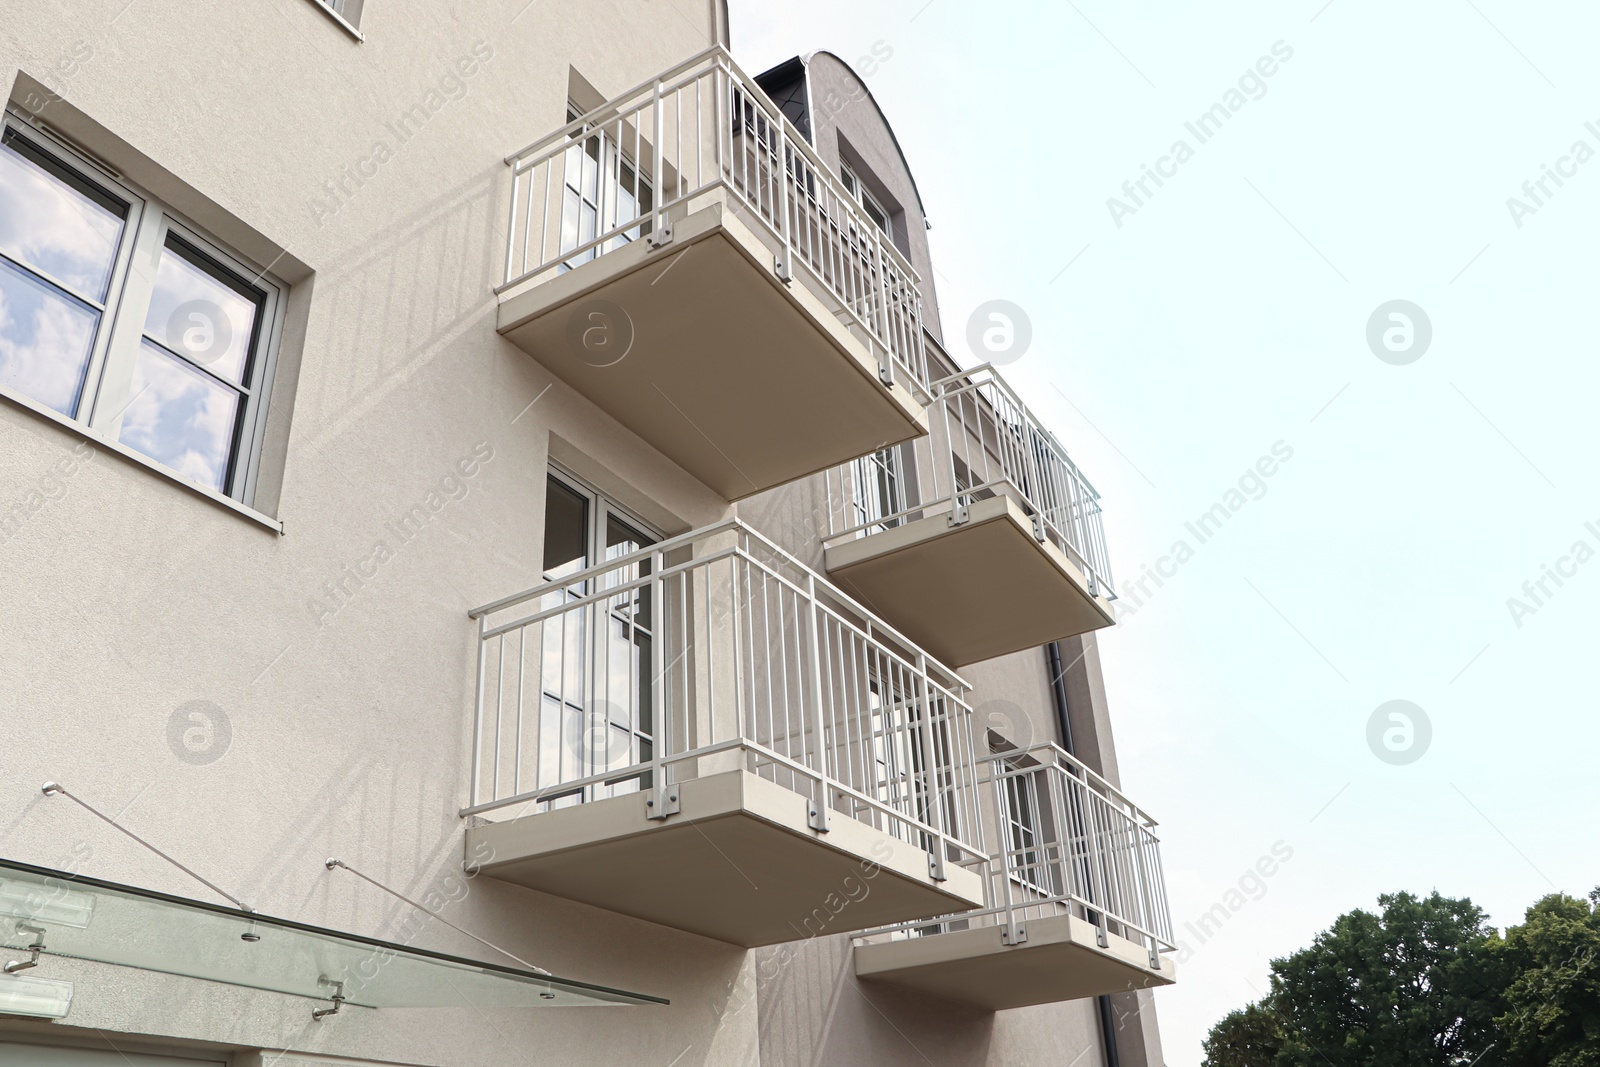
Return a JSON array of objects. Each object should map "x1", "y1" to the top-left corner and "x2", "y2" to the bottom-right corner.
[
  {"x1": 306, "y1": 0, "x2": 364, "y2": 41},
  {"x1": 0, "y1": 387, "x2": 284, "y2": 535}
]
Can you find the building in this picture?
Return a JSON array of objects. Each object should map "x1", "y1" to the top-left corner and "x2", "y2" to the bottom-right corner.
[{"x1": 0, "y1": 1, "x2": 1172, "y2": 1064}]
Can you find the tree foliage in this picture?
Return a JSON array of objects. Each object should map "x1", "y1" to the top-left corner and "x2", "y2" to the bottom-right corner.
[
  {"x1": 1266, "y1": 891, "x2": 1501, "y2": 1066},
  {"x1": 1201, "y1": 1002, "x2": 1283, "y2": 1067},
  {"x1": 1200, "y1": 889, "x2": 1600, "y2": 1066},
  {"x1": 1494, "y1": 890, "x2": 1600, "y2": 1066}
]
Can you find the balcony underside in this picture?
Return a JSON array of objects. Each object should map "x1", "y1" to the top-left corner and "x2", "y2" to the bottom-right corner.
[
  {"x1": 824, "y1": 495, "x2": 1116, "y2": 667},
  {"x1": 467, "y1": 769, "x2": 985, "y2": 948},
  {"x1": 854, "y1": 913, "x2": 1175, "y2": 1011},
  {"x1": 497, "y1": 201, "x2": 927, "y2": 501}
]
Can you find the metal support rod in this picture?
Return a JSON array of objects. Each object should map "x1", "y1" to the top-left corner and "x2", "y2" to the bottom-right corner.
[
  {"x1": 41, "y1": 782, "x2": 252, "y2": 912},
  {"x1": 312, "y1": 976, "x2": 345, "y2": 1021},
  {"x1": 4, "y1": 927, "x2": 44, "y2": 975},
  {"x1": 324, "y1": 858, "x2": 550, "y2": 975}
]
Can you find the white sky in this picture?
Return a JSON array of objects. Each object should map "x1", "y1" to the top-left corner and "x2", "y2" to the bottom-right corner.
[{"x1": 731, "y1": 1, "x2": 1600, "y2": 1061}]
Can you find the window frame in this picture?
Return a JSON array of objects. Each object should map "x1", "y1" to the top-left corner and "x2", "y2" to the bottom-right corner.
[
  {"x1": 840, "y1": 160, "x2": 890, "y2": 236},
  {"x1": 538, "y1": 465, "x2": 664, "y2": 809},
  {"x1": 308, "y1": 0, "x2": 365, "y2": 40},
  {"x1": 0, "y1": 111, "x2": 288, "y2": 516},
  {"x1": 557, "y1": 104, "x2": 655, "y2": 271}
]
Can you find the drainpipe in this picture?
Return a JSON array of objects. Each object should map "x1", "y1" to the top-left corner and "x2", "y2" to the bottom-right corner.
[
  {"x1": 1045, "y1": 640, "x2": 1074, "y2": 755},
  {"x1": 1045, "y1": 640, "x2": 1120, "y2": 1067}
]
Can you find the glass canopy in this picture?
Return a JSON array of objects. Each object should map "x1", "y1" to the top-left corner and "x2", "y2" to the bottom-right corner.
[{"x1": 0, "y1": 858, "x2": 665, "y2": 1011}]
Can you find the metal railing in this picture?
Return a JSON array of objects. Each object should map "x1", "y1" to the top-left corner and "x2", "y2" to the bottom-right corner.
[
  {"x1": 856, "y1": 742, "x2": 1173, "y2": 967},
  {"x1": 498, "y1": 46, "x2": 931, "y2": 394},
  {"x1": 825, "y1": 361, "x2": 1116, "y2": 600},
  {"x1": 463, "y1": 520, "x2": 985, "y2": 876}
]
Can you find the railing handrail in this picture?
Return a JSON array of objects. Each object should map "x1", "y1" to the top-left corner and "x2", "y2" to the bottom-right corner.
[
  {"x1": 930, "y1": 362, "x2": 1102, "y2": 500},
  {"x1": 502, "y1": 45, "x2": 923, "y2": 292},
  {"x1": 827, "y1": 358, "x2": 1118, "y2": 599},
  {"x1": 497, "y1": 45, "x2": 931, "y2": 394},
  {"x1": 853, "y1": 893, "x2": 1174, "y2": 952},
  {"x1": 503, "y1": 45, "x2": 727, "y2": 167},
  {"x1": 849, "y1": 736, "x2": 1174, "y2": 955},
  {"x1": 469, "y1": 517, "x2": 972, "y2": 693},
  {"x1": 466, "y1": 517, "x2": 990, "y2": 869},
  {"x1": 982, "y1": 740, "x2": 1159, "y2": 833}
]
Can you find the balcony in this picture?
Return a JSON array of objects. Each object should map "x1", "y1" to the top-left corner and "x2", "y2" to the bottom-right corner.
[
  {"x1": 852, "y1": 743, "x2": 1175, "y2": 1010},
  {"x1": 823, "y1": 360, "x2": 1116, "y2": 667},
  {"x1": 461, "y1": 521, "x2": 987, "y2": 947},
  {"x1": 495, "y1": 48, "x2": 931, "y2": 501}
]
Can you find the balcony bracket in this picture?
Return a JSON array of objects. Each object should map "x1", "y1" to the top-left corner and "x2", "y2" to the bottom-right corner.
[
  {"x1": 807, "y1": 800, "x2": 830, "y2": 833},
  {"x1": 877, "y1": 362, "x2": 894, "y2": 387},
  {"x1": 773, "y1": 254, "x2": 793, "y2": 283},
  {"x1": 1095, "y1": 922, "x2": 1110, "y2": 949},
  {"x1": 645, "y1": 787, "x2": 681, "y2": 821},
  {"x1": 1148, "y1": 944, "x2": 1163, "y2": 970},
  {"x1": 311, "y1": 977, "x2": 345, "y2": 1021},
  {"x1": 1001, "y1": 923, "x2": 1027, "y2": 946},
  {"x1": 3, "y1": 925, "x2": 45, "y2": 974},
  {"x1": 1031, "y1": 514, "x2": 1048, "y2": 543},
  {"x1": 947, "y1": 505, "x2": 969, "y2": 528},
  {"x1": 647, "y1": 224, "x2": 674, "y2": 249},
  {"x1": 926, "y1": 850, "x2": 946, "y2": 882}
]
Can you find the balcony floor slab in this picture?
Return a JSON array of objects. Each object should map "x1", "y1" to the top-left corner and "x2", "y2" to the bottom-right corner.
[
  {"x1": 824, "y1": 495, "x2": 1115, "y2": 667},
  {"x1": 853, "y1": 912, "x2": 1175, "y2": 1010},
  {"x1": 467, "y1": 769, "x2": 985, "y2": 948},
  {"x1": 497, "y1": 201, "x2": 927, "y2": 501}
]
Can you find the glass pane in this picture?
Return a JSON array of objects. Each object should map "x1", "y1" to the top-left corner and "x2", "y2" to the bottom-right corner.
[
  {"x1": 0, "y1": 256, "x2": 99, "y2": 416},
  {"x1": 542, "y1": 476, "x2": 589, "y2": 579},
  {"x1": 0, "y1": 858, "x2": 663, "y2": 1009},
  {"x1": 118, "y1": 341, "x2": 240, "y2": 492},
  {"x1": 864, "y1": 198, "x2": 888, "y2": 234},
  {"x1": 142, "y1": 242, "x2": 261, "y2": 384},
  {"x1": 0, "y1": 132, "x2": 126, "y2": 301}
]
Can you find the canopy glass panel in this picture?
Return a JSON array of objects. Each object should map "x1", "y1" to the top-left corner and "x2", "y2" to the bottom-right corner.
[{"x1": 0, "y1": 858, "x2": 665, "y2": 1011}]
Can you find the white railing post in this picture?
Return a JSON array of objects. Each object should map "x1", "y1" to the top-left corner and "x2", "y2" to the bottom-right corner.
[
  {"x1": 649, "y1": 78, "x2": 672, "y2": 247},
  {"x1": 803, "y1": 572, "x2": 831, "y2": 832},
  {"x1": 1137, "y1": 820, "x2": 1162, "y2": 968},
  {"x1": 470, "y1": 616, "x2": 488, "y2": 810},
  {"x1": 648, "y1": 546, "x2": 675, "y2": 819},
  {"x1": 503, "y1": 170, "x2": 521, "y2": 287},
  {"x1": 995, "y1": 767, "x2": 1023, "y2": 945},
  {"x1": 775, "y1": 122, "x2": 794, "y2": 283},
  {"x1": 870, "y1": 233, "x2": 893, "y2": 385},
  {"x1": 912, "y1": 653, "x2": 949, "y2": 881}
]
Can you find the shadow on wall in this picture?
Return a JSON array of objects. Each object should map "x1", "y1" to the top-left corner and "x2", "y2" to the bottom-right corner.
[
  {"x1": 754, "y1": 934, "x2": 997, "y2": 1066},
  {"x1": 304, "y1": 166, "x2": 505, "y2": 454}
]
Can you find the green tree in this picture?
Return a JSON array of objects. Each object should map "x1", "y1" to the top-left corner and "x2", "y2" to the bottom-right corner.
[
  {"x1": 1201, "y1": 1001, "x2": 1283, "y2": 1067},
  {"x1": 1251, "y1": 891, "x2": 1500, "y2": 1066},
  {"x1": 1494, "y1": 889, "x2": 1600, "y2": 1066}
]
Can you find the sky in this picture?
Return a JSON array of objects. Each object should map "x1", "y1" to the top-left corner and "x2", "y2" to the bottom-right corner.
[{"x1": 730, "y1": 1, "x2": 1600, "y2": 1061}]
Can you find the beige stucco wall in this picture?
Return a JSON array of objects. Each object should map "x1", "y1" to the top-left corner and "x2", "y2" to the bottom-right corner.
[
  {"x1": 0, "y1": 2, "x2": 748, "y2": 1064},
  {"x1": 0, "y1": 3, "x2": 1154, "y2": 1065}
]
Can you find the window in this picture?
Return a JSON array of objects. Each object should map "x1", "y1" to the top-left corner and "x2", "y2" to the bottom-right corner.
[
  {"x1": 851, "y1": 444, "x2": 911, "y2": 532},
  {"x1": 0, "y1": 115, "x2": 284, "y2": 505},
  {"x1": 558, "y1": 106, "x2": 653, "y2": 270},
  {"x1": 839, "y1": 160, "x2": 890, "y2": 235},
  {"x1": 998, "y1": 753, "x2": 1063, "y2": 899},
  {"x1": 538, "y1": 469, "x2": 661, "y2": 808}
]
